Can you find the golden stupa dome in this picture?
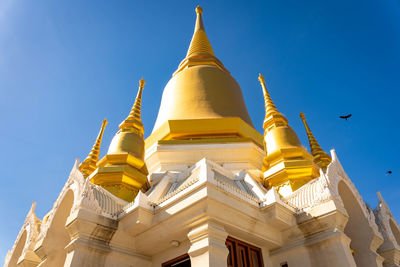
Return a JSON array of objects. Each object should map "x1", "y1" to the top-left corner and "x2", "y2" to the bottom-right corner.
[
  {"x1": 152, "y1": 65, "x2": 253, "y2": 131},
  {"x1": 108, "y1": 131, "x2": 145, "y2": 159},
  {"x1": 152, "y1": 6, "x2": 254, "y2": 133}
]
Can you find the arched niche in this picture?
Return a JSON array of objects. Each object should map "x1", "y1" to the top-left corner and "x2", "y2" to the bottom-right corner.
[
  {"x1": 40, "y1": 189, "x2": 74, "y2": 267},
  {"x1": 7, "y1": 231, "x2": 27, "y2": 267},
  {"x1": 389, "y1": 219, "x2": 400, "y2": 247},
  {"x1": 338, "y1": 180, "x2": 378, "y2": 267}
]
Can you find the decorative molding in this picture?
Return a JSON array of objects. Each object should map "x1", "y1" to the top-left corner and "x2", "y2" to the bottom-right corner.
[
  {"x1": 374, "y1": 191, "x2": 400, "y2": 251},
  {"x1": 282, "y1": 147, "x2": 384, "y2": 246},
  {"x1": 282, "y1": 170, "x2": 338, "y2": 213},
  {"x1": 211, "y1": 169, "x2": 261, "y2": 205},
  {"x1": 36, "y1": 159, "x2": 127, "y2": 244},
  {"x1": 325, "y1": 149, "x2": 382, "y2": 238},
  {"x1": 36, "y1": 160, "x2": 81, "y2": 242},
  {"x1": 4, "y1": 202, "x2": 42, "y2": 266},
  {"x1": 143, "y1": 158, "x2": 268, "y2": 209},
  {"x1": 118, "y1": 190, "x2": 154, "y2": 217},
  {"x1": 154, "y1": 163, "x2": 201, "y2": 206},
  {"x1": 204, "y1": 158, "x2": 263, "y2": 206}
]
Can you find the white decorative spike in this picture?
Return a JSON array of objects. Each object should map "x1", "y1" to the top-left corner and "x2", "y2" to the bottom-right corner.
[{"x1": 264, "y1": 187, "x2": 282, "y2": 206}]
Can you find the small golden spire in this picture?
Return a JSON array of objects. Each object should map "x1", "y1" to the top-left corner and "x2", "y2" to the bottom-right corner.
[
  {"x1": 299, "y1": 112, "x2": 331, "y2": 170},
  {"x1": 119, "y1": 79, "x2": 145, "y2": 135},
  {"x1": 258, "y1": 74, "x2": 318, "y2": 194},
  {"x1": 258, "y1": 74, "x2": 288, "y2": 130},
  {"x1": 79, "y1": 118, "x2": 108, "y2": 177},
  {"x1": 90, "y1": 78, "x2": 149, "y2": 202}
]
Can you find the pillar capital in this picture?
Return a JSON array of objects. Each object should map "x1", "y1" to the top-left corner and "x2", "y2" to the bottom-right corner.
[{"x1": 187, "y1": 221, "x2": 229, "y2": 267}]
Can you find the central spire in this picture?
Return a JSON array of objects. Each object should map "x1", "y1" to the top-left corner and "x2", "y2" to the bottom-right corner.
[
  {"x1": 186, "y1": 6, "x2": 215, "y2": 58},
  {"x1": 148, "y1": 6, "x2": 259, "y2": 147},
  {"x1": 174, "y1": 6, "x2": 227, "y2": 75}
]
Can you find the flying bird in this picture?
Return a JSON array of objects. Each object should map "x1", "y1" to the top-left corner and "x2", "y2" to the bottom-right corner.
[
  {"x1": 386, "y1": 170, "x2": 392, "y2": 175},
  {"x1": 339, "y1": 114, "x2": 352, "y2": 120}
]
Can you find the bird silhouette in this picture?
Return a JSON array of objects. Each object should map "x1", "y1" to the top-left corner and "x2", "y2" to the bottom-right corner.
[
  {"x1": 339, "y1": 114, "x2": 352, "y2": 120},
  {"x1": 386, "y1": 170, "x2": 392, "y2": 175}
]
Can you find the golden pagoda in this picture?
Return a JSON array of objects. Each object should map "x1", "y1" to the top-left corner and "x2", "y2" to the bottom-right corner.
[
  {"x1": 89, "y1": 79, "x2": 149, "y2": 202},
  {"x1": 147, "y1": 6, "x2": 263, "y2": 148},
  {"x1": 258, "y1": 74, "x2": 318, "y2": 194},
  {"x1": 299, "y1": 112, "x2": 331, "y2": 171},
  {"x1": 6, "y1": 6, "x2": 399, "y2": 267}
]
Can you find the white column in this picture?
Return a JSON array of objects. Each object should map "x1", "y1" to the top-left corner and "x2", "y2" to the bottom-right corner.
[
  {"x1": 187, "y1": 221, "x2": 229, "y2": 267},
  {"x1": 307, "y1": 233, "x2": 357, "y2": 267}
]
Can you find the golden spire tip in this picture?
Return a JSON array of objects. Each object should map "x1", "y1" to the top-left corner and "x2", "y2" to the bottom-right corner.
[
  {"x1": 299, "y1": 112, "x2": 331, "y2": 170},
  {"x1": 196, "y1": 6, "x2": 203, "y2": 14},
  {"x1": 79, "y1": 118, "x2": 108, "y2": 178},
  {"x1": 258, "y1": 73, "x2": 265, "y2": 84},
  {"x1": 139, "y1": 78, "x2": 145, "y2": 87}
]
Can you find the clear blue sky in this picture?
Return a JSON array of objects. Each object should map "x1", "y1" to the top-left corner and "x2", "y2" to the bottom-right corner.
[{"x1": 0, "y1": 0, "x2": 399, "y2": 259}]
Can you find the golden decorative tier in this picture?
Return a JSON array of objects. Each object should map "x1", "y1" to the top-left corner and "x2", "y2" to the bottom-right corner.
[
  {"x1": 90, "y1": 79, "x2": 149, "y2": 202},
  {"x1": 258, "y1": 74, "x2": 319, "y2": 193}
]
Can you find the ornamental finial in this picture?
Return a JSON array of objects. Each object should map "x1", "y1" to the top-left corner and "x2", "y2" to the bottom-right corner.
[
  {"x1": 258, "y1": 73, "x2": 288, "y2": 130},
  {"x1": 79, "y1": 118, "x2": 108, "y2": 177},
  {"x1": 196, "y1": 6, "x2": 203, "y2": 14},
  {"x1": 299, "y1": 112, "x2": 331, "y2": 171},
  {"x1": 193, "y1": 5, "x2": 205, "y2": 32},
  {"x1": 119, "y1": 79, "x2": 145, "y2": 134},
  {"x1": 258, "y1": 73, "x2": 265, "y2": 84},
  {"x1": 139, "y1": 78, "x2": 145, "y2": 88}
]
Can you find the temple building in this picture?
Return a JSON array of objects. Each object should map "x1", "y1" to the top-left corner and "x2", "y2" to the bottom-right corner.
[{"x1": 4, "y1": 6, "x2": 400, "y2": 267}]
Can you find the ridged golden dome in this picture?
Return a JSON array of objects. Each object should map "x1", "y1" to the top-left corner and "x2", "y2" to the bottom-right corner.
[{"x1": 152, "y1": 6, "x2": 253, "y2": 133}]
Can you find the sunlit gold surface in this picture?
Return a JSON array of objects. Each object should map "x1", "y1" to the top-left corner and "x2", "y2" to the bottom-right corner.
[
  {"x1": 117, "y1": 79, "x2": 145, "y2": 135},
  {"x1": 90, "y1": 80, "x2": 149, "y2": 202},
  {"x1": 79, "y1": 119, "x2": 107, "y2": 178},
  {"x1": 108, "y1": 132, "x2": 145, "y2": 160},
  {"x1": 150, "y1": 6, "x2": 254, "y2": 143},
  {"x1": 299, "y1": 112, "x2": 331, "y2": 171},
  {"x1": 259, "y1": 74, "x2": 318, "y2": 192},
  {"x1": 146, "y1": 118, "x2": 264, "y2": 150}
]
